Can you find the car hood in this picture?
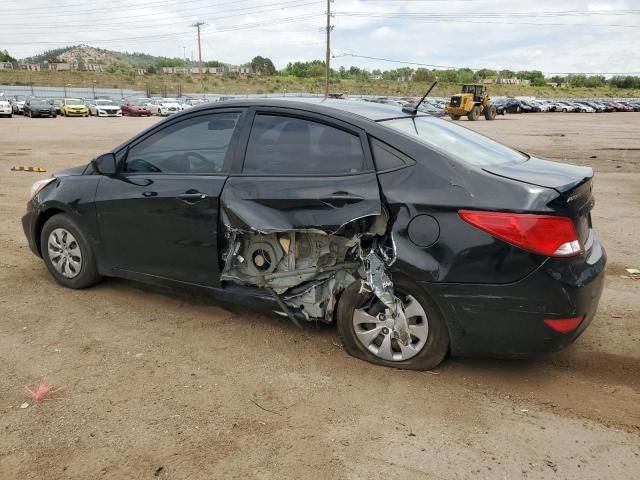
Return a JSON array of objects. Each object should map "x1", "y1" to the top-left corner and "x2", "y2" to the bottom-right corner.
[
  {"x1": 96, "y1": 104, "x2": 119, "y2": 109},
  {"x1": 483, "y1": 157, "x2": 592, "y2": 193},
  {"x1": 0, "y1": 101, "x2": 9, "y2": 107},
  {"x1": 159, "y1": 102, "x2": 180, "y2": 107},
  {"x1": 56, "y1": 164, "x2": 88, "y2": 177}
]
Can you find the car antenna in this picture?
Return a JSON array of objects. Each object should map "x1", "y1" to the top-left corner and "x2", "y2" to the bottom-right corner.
[{"x1": 402, "y1": 81, "x2": 438, "y2": 115}]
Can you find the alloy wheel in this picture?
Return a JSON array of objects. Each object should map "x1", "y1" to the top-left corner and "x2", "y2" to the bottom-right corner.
[
  {"x1": 47, "y1": 228, "x2": 82, "y2": 279},
  {"x1": 352, "y1": 293, "x2": 429, "y2": 361}
]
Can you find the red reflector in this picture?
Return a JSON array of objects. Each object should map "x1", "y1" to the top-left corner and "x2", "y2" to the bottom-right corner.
[
  {"x1": 544, "y1": 317, "x2": 583, "y2": 333},
  {"x1": 458, "y1": 210, "x2": 582, "y2": 257}
]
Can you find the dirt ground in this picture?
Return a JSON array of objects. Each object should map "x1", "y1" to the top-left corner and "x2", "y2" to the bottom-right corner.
[{"x1": 0, "y1": 112, "x2": 638, "y2": 479}]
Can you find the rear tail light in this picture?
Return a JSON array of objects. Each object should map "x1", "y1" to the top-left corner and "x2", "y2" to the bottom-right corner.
[
  {"x1": 458, "y1": 210, "x2": 582, "y2": 257},
  {"x1": 544, "y1": 316, "x2": 583, "y2": 333}
]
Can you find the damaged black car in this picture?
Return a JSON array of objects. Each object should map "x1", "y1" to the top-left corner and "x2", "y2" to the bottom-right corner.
[{"x1": 22, "y1": 99, "x2": 606, "y2": 370}]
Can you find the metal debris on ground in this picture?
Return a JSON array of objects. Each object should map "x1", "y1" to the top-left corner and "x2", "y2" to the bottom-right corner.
[
  {"x1": 625, "y1": 268, "x2": 640, "y2": 280},
  {"x1": 24, "y1": 380, "x2": 57, "y2": 401}
]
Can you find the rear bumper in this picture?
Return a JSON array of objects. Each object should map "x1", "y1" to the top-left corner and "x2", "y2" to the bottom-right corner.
[{"x1": 421, "y1": 239, "x2": 607, "y2": 358}]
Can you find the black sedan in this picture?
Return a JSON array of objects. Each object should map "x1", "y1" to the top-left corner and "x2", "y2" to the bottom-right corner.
[
  {"x1": 24, "y1": 98, "x2": 57, "y2": 118},
  {"x1": 22, "y1": 99, "x2": 606, "y2": 370}
]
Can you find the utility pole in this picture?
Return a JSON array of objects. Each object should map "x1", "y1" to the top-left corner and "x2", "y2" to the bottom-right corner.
[
  {"x1": 324, "y1": 0, "x2": 332, "y2": 98},
  {"x1": 191, "y1": 21, "x2": 206, "y2": 74},
  {"x1": 191, "y1": 21, "x2": 206, "y2": 94}
]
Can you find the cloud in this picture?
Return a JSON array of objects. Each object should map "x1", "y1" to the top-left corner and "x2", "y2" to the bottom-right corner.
[{"x1": 0, "y1": 0, "x2": 638, "y2": 74}]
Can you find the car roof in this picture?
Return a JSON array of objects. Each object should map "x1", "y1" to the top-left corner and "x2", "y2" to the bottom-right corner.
[{"x1": 190, "y1": 98, "x2": 417, "y2": 122}]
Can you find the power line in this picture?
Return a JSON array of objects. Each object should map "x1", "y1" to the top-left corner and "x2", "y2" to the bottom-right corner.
[
  {"x1": 334, "y1": 53, "x2": 640, "y2": 75},
  {"x1": 1, "y1": 0, "x2": 323, "y2": 32}
]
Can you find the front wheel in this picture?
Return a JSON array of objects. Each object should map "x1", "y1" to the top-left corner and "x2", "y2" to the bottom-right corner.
[
  {"x1": 41, "y1": 214, "x2": 102, "y2": 289},
  {"x1": 467, "y1": 105, "x2": 480, "y2": 121},
  {"x1": 337, "y1": 277, "x2": 449, "y2": 370},
  {"x1": 484, "y1": 104, "x2": 497, "y2": 120},
  {"x1": 449, "y1": 114, "x2": 461, "y2": 120}
]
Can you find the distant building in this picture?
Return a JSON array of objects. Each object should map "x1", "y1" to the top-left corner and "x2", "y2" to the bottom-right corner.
[
  {"x1": 48, "y1": 63, "x2": 73, "y2": 71},
  {"x1": 370, "y1": 75, "x2": 382, "y2": 81},
  {"x1": 136, "y1": 68, "x2": 146, "y2": 75},
  {"x1": 229, "y1": 66, "x2": 252, "y2": 76},
  {"x1": 86, "y1": 63, "x2": 105, "y2": 72},
  {"x1": 20, "y1": 63, "x2": 41, "y2": 71},
  {"x1": 190, "y1": 67, "x2": 206, "y2": 74},
  {"x1": 496, "y1": 77, "x2": 531, "y2": 85},
  {"x1": 209, "y1": 66, "x2": 225, "y2": 75},
  {"x1": 0, "y1": 62, "x2": 14, "y2": 70}
]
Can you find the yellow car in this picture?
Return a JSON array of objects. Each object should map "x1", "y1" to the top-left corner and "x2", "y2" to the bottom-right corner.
[{"x1": 60, "y1": 98, "x2": 89, "y2": 117}]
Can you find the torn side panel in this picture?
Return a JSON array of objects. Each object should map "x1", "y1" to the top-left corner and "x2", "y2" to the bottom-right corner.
[{"x1": 220, "y1": 174, "x2": 382, "y2": 234}]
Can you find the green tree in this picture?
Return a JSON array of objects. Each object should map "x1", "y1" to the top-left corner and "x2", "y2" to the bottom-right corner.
[
  {"x1": 0, "y1": 49, "x2": 16, "y2": 62},
  {"x1": 250, "y1": 56, "x2": 276, "y2": 75}
]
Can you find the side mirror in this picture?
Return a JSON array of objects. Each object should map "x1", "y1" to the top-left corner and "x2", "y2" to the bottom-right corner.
[{"x1": 92, "y1": 153, "x2": 117, "y2": 175}]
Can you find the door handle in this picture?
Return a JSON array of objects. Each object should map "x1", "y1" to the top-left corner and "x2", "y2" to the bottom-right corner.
[
  {"x1": 178, "y1": 192, "x2": 208, "y2": 204},
  {"x1": 320, "y1": 192, "x2": 364, "y2": 207}
]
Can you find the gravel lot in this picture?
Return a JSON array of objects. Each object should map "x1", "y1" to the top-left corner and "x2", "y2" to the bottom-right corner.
[{"x1": 1, "y1": 112, "x2": 639, "y2": 479}]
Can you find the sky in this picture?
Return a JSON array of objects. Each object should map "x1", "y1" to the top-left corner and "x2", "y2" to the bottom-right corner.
[{"x1": 1, "y1": 0, "x2": 639, "y2": 75}]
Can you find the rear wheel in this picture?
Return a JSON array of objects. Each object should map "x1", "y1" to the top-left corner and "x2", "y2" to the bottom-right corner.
[
  {"x1": 467, "y1": 105, "x2": 480, "y2": 121},
  {"x1": 484, "y1": 104, "x2": 497, "y2": 120},
  {"x1": 41, "y1": 214, "x2": 101, "y2": 289},
  {"x1": 337, "y1": 278, "x2": 449, "y2": 370}
]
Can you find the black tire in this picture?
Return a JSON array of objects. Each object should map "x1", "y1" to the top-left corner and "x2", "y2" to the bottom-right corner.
[
  {"x1": 449, "y1": 114, "x2": 461, "y2": 121},
  {"x1": 337, "y1": 277, "x2": 449, "y2": 370},
  {"x1": 40, "y1": 213, "x2": 102, "y2": 289},
  {"x1": 467, "y1": 105, "x2": 480, "y2": 121},
  {"x1": 484, "y1": 104, "x2": 497, "y2": 120}
]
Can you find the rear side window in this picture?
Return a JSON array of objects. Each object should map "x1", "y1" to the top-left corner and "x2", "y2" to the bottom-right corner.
[
  {"x1": 243, "y1": 114, "x2": 365, "y2": 175},
  {"x1": 380, "y1": 116, "x2": 527, "y2": 166},
  {"x1": 370, "y1": 137, "x2": 414, "y2": 171}
]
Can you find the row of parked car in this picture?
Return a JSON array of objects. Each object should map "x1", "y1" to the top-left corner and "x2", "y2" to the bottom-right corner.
[
  {"x1": 492, "y1": 98, "x2": 640, "y2": 114},
  {"x1": 0, "y1": 94, "x2": 210, "y2": 118}
]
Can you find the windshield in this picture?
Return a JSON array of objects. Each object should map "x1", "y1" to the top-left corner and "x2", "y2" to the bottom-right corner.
[
  {"x1": 380, "y1": 116, "x2": 527, "y2": 166},
  {"x1": 96, "y1": 100, "x2": 114, "y2": 106},
  {"x1": 31, "y1": 99, "x2": 52, "y2": 106},
  {"x1": 65, "y1": 98, "x2": 84, "y2": 106},
  {"x1": 163, "y1": 98, "x2": 178, "y2": 103},
  {"x1": 0, "y1": 95, "x2": 6, "y2": 102},
  {"x1": 131, "y1": 98, "x2": 150, "y2": 106}
]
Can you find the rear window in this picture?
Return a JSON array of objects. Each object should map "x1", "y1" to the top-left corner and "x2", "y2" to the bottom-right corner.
[{"x1": 380, "y1": 116, "x2": 527, "y2": 166}]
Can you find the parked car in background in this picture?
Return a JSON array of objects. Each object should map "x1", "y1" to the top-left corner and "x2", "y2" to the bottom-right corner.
[
  {"x1": 21, "y1": 99, "x2": 605, "y2": 370},
  {"x1": 555, "y1": 101, "x2": 579, "y2": 113},
  {"x1": 493, "y1": 98, "x2": 524, "y2": 114},
  {"x1": 618, "y1": 101, "x2": 640, "y2": 112},
  {"x1": 60, "y1": 98, "x2": 89, "y2": 117},
  {"x1": 121, "y1": 98, "x2": 153, "y2": 117},
  {"x1": 149, "y1": 97, "x2": 182, "y2": 116},
  {"x1": 24, "y1": 98, "x2": 57, "y2": 118},
  {"x1": 11, "y1": 95, "x2": 26, "y2": 114},
  {"x1": 0, "y1": 93, "x2": 12, "y2": 117},
  {"x1": 52, "y1": 99, "x2": 63, "y2": 115},
  {"x1": 89, "y1": 99, "x2": 122, "y2": 117}
]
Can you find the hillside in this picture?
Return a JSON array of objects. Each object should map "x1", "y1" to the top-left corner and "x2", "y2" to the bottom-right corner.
[{"x1": 23, "y1": 44, "x2": 173, "y2": 68}]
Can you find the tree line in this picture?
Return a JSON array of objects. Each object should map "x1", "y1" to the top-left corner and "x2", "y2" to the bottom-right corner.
[{"x1": 3, "y1": 47, "x2": 640, "y2": 89}]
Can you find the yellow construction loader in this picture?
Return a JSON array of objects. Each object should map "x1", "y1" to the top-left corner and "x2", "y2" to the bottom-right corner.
[{"x1": 445, "y1": 84, "x2": 496, "y2": 121}]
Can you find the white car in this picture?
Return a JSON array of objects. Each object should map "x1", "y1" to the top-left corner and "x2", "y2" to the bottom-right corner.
[
  {"x1": 149, "y1": 98, "x2": 182, "y2": 116},
  {"x1": 89, "y1": 99, "x2": 122, "y2": 117},
  {"x1": 11, "y1": 95, "x2": 26, "y2": 114},
  {"x1": 0, "y1": 93, "x2": 12, "y2": 117}
]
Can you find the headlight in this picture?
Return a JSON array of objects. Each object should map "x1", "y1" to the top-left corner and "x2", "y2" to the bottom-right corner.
[{"x1": 31, "y1": 178, "x2": 56, "y2": 198}]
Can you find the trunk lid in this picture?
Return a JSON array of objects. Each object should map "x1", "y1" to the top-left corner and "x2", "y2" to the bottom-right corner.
[{"x1": 484, "y1": 157, "x2": 595, "y2": 248}]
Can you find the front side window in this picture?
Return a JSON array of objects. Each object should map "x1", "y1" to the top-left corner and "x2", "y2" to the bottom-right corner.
[
  {"x1": 124, "y1": 112, "x2": 241, "y2": 174},
  {"x1": 380, "y1": 116, "x2": 527, "y2": 166},
  {"x1": 242, "y1": 114, "x2": 365, "y2": 175}
]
